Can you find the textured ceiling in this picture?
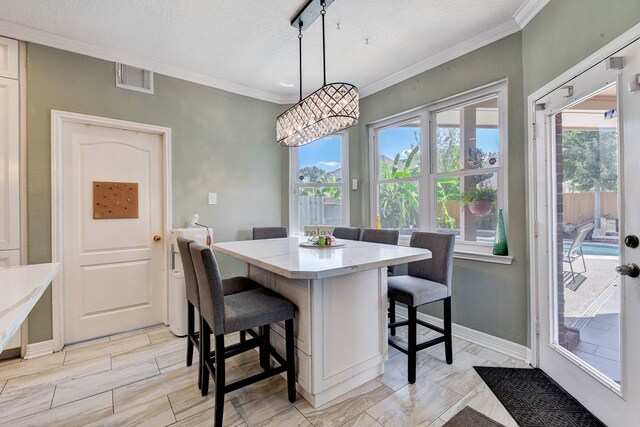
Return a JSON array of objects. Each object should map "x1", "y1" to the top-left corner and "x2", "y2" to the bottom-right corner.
[{"x1": 0, "y1": 0, "x2": 528, "y2": 103}]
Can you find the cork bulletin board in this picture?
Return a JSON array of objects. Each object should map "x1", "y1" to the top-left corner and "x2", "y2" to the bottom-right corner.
[{"x1": 93, "y1": 181, "x2": 139, "y2": 219}]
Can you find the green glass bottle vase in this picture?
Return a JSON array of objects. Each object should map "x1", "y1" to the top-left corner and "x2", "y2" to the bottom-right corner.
[{"x1": 493, "y1": 208, "x2": 508, "y2": 256}]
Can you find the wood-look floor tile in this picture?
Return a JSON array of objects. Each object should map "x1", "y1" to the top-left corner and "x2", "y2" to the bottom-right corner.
[
  {"x1": 63, "y1": 336, "x2": 110, "y2": 351},
  {"x1": 110, "y1": 324, "x2": 168, "y2": 342},
  {"x1": 427, "y1": 418, "x2": 445, "y2": 427},
  {"x1": 9, "y1": 391, "x2": 113, "y2": 427},
  {"x1": 502, "y1": 356, "x2": 531, "y2": 369},
  {"x1": 111, "y1": 337, "x2": 185, "y2": 369},
  {"x1": 167, "y1": 381, "x2": 214, "y2": 421},
  {"x1": 0, "y1": 380, "x2": 6, "y2": 394},
  {"x1": 85, "y1": 395, "x2": 175, "y2": 427},
  {"x1": 3, "y1": 355, "x2": 111, "y2": 393},
  {"x1": 438, "y1": 382, "x2": 518, "y2": 427},
  {"x1": 148, "y1": 327, "x2": 177, "y2": 344},
  {"x1": 0, "y1": 351, "x2": 66, "y2": 382},
  {"x1": 464, "y1": 343, "x2": 511, "y2": 365},
  {"x1": 340, "y1": 412, "x2": 384, "y2": 427},
  {"x1": 63, "y1": 334, "x2": 151, "y2": 364},
  {"x1": 169, "y1": 401, "x2": 245, "y2": 427},
  {"x1": 0, "y1": 383, "x2": 55, "y2": 424},
  {"x1": 256, "y1": 407, "x2": 311, "y2": 427},
  {"x1": 376, "y1": 348, "x2": 441, "y2": 392},
  {"x1": 52, "y1": 358, "x2": 159, "y2": 407},
  {"x1": 113, "y1": 365, "x2": 198, "y2": 414},
  {"x1": 366, "y1": 376, "x2": 462, "y2": 426},
  {"x1": 295, "y1": 380, "x2": 393, "y2": 427},
  {"x1": 231, "y1": 376, "x2": 295, "y2": 426},
  {"x1": 422, "y1": 351, "x2": 490, "y2": 396}
]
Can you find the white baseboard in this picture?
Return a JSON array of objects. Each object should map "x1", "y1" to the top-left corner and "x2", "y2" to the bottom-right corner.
[
  {"x1": 395, "y1": 306, "x2": 529, "y2": 362},
  {"x1": 24, "y1": 340, "x2": 54, "y2": 359}
]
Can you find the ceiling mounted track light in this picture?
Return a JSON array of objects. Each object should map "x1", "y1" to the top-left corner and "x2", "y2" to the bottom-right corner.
[{"x1": 276, "y1": 0, "x2": 359, "y2": 147}]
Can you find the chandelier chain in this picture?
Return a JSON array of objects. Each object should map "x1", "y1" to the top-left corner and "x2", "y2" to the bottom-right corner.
[
  {"x1": 321, "y1": 1, "x2": 327, "y2": 86},
  {"x1": 298, "y1": 23, "x2": 303, "y2": 101}
]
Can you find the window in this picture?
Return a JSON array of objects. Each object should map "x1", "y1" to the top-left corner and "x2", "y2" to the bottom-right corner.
[
  {"x1": 370, "y1": 82, "x2": 507, "y2": 249},
  {"x1": 290, "y1": 133, "x2": 349, "y2": 234}
]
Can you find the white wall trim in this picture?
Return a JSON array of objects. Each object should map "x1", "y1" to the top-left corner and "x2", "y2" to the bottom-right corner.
[
  {"x1": 24, "y1": 339, "x2": 54, "y2": 359},
  {"x1": 358, "y1": 19, "x2": 521, "y2": 99},
  {"x1": 1, "y1": 16, "x2": 527, "y2": 105},
  {"x1": 513, "y1": 0, "x2": 551, "y2": 29},
  {"x1": 396, "y1": 306, "x2": 529, "y2": 362},
  {"x1": 0, "y1": 19, "x2": 286, "y2": 105},
  {"x1": 51, "y1": 111, "x2": 172, "y2": 352}
]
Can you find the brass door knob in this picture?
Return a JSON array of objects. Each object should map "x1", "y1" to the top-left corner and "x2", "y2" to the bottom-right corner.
[{"x1": 153, "y1": 235, "x2": 162, "y2": 242}]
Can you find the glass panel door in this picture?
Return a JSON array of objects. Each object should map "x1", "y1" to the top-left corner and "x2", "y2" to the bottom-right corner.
[{"x1": 551, "y1": 84, "x2": 621, "y2": 384}]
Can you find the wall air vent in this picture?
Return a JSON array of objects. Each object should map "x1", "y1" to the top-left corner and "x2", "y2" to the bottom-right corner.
[{"x1": 115, "y1": 63, "x2": 154, "y2": 94}]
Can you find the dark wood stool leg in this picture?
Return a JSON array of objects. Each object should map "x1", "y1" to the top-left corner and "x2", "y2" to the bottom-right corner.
[
  {"x1": 285, "y1": 319, "x2": 296, "y2": 403},
  {"x1": 408, "y1": 306, "x2": 417, "y2": 384},
  {"x1": 260, "y1": 325, "x2": 271, "y2": 370},
  {"x1": 200, "y1": 318, "x2": 210, "y2": 396},
  {"x1": 239, "y1": 330, "x2": 246, "y2": 343},
  {"x1": 214, "y1": 334, "x2": 226, "y2": 427},
  {"x1": 444, "y1": 297, "x2": 453, "y2": 364},
  {"x1": 389, "y1": 298, "x2": 397, "y2": 336},
  {"x1": 186, "y1": 302, "x2": 194, "y2": 366}
]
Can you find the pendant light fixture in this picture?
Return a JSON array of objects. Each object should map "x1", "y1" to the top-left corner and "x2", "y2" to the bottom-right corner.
[{"x1": 276, "y1": 0, "x2": 359, "y2": 147}]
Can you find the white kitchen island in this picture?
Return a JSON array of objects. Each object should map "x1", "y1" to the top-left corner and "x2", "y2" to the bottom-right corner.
[
  {"x1": 0, "y1": 263, "x2": 61, "y2": 353},
  {"x1": 212, "y1": 236, "x2": 430, "y2": 407}
]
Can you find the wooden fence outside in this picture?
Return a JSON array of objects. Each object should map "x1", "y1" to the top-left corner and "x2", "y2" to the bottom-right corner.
[{"x1": 299, "y1": 196, "x2": 342, "y2": 227}]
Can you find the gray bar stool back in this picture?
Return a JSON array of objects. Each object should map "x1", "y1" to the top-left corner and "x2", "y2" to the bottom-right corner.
[
  {"x1": 332, "y1": 226, "x2": 361, "y2": 241},
  {"x1": 190, "y1": 243, "x2": 297, "y2": 427},
  {"x1": 252, "y1": 227, "x2": 288, "y2": 240},
  {"x1": 387, "y1": 231, "x2": 455, "y2": 383},
  {"x1": 176, "y1": 237, "x2": 261, "y2": 390}
]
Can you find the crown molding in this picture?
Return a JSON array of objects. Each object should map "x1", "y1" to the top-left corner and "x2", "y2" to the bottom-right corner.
[
  {"x1": 0, "y1": 19, "x2": 289, "y2": 104},
  {"x1": 514, "y1": 0, "x2": 551, "y2": 29},
  {"x1": 359, "y1": 19, "x2": 521, "y2": 99}
]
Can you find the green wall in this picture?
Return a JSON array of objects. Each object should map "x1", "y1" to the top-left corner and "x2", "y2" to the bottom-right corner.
[
  {"x1": 354, "y1": 34, "x2": 528, "y2": 345},
  {"x1": 522, "y1": 0, "x2": 640, "y2": 95},
  {"x1": 26, "y1": 44, "x2": 284, "y2": 343}
]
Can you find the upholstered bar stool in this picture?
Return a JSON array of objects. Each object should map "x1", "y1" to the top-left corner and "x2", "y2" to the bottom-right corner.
[
  {"x1": 332, "y1": 226, "x2": 362, "y2": 241},
  {"x1": 176, "y1": 237, "x2": 261, "y2": 389},
  {"x1": 387, "y1": 231, "x2": 455, "y2": 384},
  {"x1": 190, "y1": 242, "x2": 296, "y2": 427},
  {"x1": 361, "y1": 228, "x2": 400, "y2": 277},
  {"x1": 252, "y1": 226, "x2": 288, "y2": 240}
]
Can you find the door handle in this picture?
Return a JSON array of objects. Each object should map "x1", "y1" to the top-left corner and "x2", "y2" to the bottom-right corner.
[
  {"x1": 615, "y1": 263, "x2": 640, "y2": 278},
  {"x1": 153, "y1": 235, "x2": 162, "y2": 242}
]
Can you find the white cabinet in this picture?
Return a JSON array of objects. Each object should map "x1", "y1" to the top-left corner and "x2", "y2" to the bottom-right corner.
[
  {"x1": 0, "y1": 35, "x2": 21, "y2": 353},
  {"x1": 0, "y1": 77, "x2": 19, "y2": 251},
  {"x1": 0, "y1": 37, "x2": 18, "y2": 79}
]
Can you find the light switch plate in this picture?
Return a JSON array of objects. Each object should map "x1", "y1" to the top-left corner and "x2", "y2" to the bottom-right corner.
[
  {"x1": 208, "y1": 192, "x2": 217, "y2": 205},
  {"x1": 352, "y1": 178, "x2": 358, "y2": 190}
]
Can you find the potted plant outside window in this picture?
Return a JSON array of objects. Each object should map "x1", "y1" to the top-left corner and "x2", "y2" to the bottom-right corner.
[{"x1": 461, "y1": 185, "x2": 496, "y2": 217}]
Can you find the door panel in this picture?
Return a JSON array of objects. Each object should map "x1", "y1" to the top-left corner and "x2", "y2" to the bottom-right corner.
[
  {"x1": 534, "y1": 38, "x2": 640, "y2": 425},
  {"x1": 63, "y1": 122, "x2": 164, "y2": 343},
  {"x1": 0, "y1": 77, "x2": 19, "y2": 251}
]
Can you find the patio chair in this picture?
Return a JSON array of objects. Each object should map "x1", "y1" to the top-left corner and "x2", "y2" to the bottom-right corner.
[{"x1": 563, "y1": 223, "x2": 595, "y2": 283}]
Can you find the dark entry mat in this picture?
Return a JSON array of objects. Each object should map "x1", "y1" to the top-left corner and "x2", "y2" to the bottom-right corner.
[
  {"x1": 473, "y1": 367, "x2": 606, "y2": 427},
  {"x1": 443, "y1": 406, "x2": 505, "y2": 427}
]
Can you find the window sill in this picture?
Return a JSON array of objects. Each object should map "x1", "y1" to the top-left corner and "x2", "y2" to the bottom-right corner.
[{"x1": 398, "y1": 236, "x2": 514, "y2": 265}]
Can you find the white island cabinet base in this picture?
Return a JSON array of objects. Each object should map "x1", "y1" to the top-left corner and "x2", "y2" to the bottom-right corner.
[
  {"x1": 212, "y1": 237, "x2": 430, "y2": 408},
  {"x1": 249, "y1": 265, "x2": 388, "y2": 407}
]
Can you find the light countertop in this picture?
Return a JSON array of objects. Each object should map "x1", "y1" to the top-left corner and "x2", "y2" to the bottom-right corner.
[
  {"x1": 212, "y1": 237, "x2": 431, "y2": 279},
  {"x1": 0, "y1": 263, "x2": 60, "y2": 353}
]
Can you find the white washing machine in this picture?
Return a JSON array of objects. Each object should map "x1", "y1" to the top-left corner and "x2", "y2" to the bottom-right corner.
[{"x1": 168, "y1": 227, "x2": 211, "y2": 336}]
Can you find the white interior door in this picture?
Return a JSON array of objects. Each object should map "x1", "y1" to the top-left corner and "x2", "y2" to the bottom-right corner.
[
  {"x1": 533, "y1": 39, "x2": 640, "y2": 425},
  {"x1": 62, "y1": 120, "x2": 165, "y2": 343}
]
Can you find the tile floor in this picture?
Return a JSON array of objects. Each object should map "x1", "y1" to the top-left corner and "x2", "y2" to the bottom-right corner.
[{"x1": 0, "y1": 324, "x2": 526, "y2": 426}]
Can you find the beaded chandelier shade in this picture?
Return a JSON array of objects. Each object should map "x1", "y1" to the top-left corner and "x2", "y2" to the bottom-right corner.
[
  {"x1": 276, "y1": 0, "x2": 359, "y2": 147},
  {"x1": 276, "y1": 82, "x2": 359, "y2": 147}
]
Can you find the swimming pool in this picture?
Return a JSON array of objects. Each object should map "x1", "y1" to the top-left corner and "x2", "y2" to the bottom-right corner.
[{"x1": 563, "y1": 241, "x2": 619, "y2": 256}]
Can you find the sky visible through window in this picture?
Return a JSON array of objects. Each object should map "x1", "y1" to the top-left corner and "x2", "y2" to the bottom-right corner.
[{"x1": 298, "y1": 129, "x2": 498, "y2": 172}]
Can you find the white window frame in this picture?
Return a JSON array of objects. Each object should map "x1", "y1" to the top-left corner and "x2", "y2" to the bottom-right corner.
[
  {"x1": 289, "y1": 131, "x2": 350, "y2": 235},
  {"x1": 369, "y1": 81, "x2": 512, "y2": 263}
]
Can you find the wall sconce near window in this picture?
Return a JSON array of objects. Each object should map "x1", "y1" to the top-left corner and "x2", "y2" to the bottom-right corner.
[{"x1": 276, "y1": 0, "x2": 359, "y2": 147}]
